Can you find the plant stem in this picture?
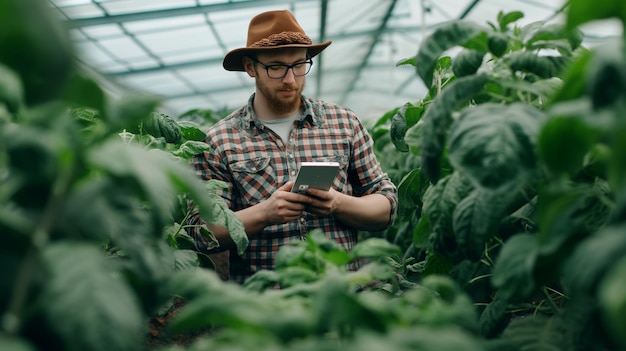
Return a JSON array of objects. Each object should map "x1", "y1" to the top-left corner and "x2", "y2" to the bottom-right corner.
[{"x1": 541, "y1": 286, "x2": 560, "y2": 313}]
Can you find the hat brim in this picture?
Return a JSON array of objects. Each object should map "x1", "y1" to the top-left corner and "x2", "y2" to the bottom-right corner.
[{"x1": 223, "y1": 41, "x2": 332, "y2": 71}]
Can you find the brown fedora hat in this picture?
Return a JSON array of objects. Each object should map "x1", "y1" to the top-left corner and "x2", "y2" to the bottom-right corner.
[{"x1": 223, "y1": 10, "x2": 332, "y2": 71}]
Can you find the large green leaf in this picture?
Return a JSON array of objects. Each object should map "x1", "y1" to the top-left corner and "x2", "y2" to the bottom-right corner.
[
  {"x1": 0, "y1": 336, "x2": 36, "y2": 351},
  {"x1": 599, "y1": 256, "x2": 626, "y2": 348},
  {"x1": 525, "y1": 23, "x2": 583, "y2": 52},
  {"x1": 421, "y1": 73, "x2": 489, "y2": 182},
  {"x1": 537, "y1": 116, "x2": 600, "y2": 174},
  {"x1": 536, "y1": 182, "x2": 612, "y2": 263},
  {"x1": 447, "y1": 103, "x2": 542, "y2": 190},
  {"x1": 501, "y1": 315, "x2": 570, "y2": 351},
  {"x1": 567, "y1": 0, "x2": 626, "y2": 30},
  {"x1": 452, "y1": 189, "x2": 507, "y2": 261},
  {"x1": 583, "y1": 39, "x2": 626, "y2": 110},
  {"x1": 0, "y1": 63, "x2": 24, "y2": 114},
  {"x1": 0, "y1": 0, "x2": 74, "y2": 105},
  {"x1": 104, "y1": 92, "x2": 160, "y2": 134},
  {"x1": 41, "y1": 242, "x2": 143, "y2": 351},
  {"x1": 350, "y1": 238, "x2": 402, "y2": 261},
  {"x1": 390, "y1": 102, "x2": 425, "y2": 153},
  {"x1": 88, "y1": 140, "x2": 178, "y2": 231},
  {"x1": 505, "y1": 51, "x2": 570, "y2": 79},
  {"x1": 54, "y1": 177, "x2": 154, "y2": 241},
  {"x1": 199, "y1": 180, "x2": 248, "y2": 255},
  {"x1": 491, "y1": 234, "x2": 538, "y2": 300},
  {"x1": 416, "y1": 20, "x2": 488, "y2": 87},
  {"x1": 451, "y1": 49, "x2": 485, "y2": 78},
  {"x1": 396, "y1": 168, "x2": 426, "y2": 220},
  {"x1": 423, "y1": 172, "x2": 474, "y2": 257},
  {"x1": 564, "y1": 223, "x2": 626, "y2": 295}
]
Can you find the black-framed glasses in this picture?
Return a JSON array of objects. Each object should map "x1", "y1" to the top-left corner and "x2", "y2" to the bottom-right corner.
[{"x1": 251, "y1": 58, "x2": 313, "y2": 79}]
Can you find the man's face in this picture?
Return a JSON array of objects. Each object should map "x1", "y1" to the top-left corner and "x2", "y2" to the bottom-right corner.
[{"x1": 252, "y1": 48, "x2": 308, "y2": 115}]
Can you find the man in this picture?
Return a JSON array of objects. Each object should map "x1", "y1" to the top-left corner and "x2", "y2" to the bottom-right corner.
[{"x1": 187, "y1": 9, "x2": 398, "y2": 284}]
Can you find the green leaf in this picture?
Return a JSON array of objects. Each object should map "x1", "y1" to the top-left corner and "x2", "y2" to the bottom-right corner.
[
  {"x1": 567, "y1": 0, "x2": 626, "y2": 30},
  {"x1": 276, "y1": 266, "x2": 320, "y2": 288},
  {"x1": 174, "y1": 249, "x2": 200, "y2": 271},
  {"x1": 171, "y1": 140, "x2": 210, "y2": 159},
  {"x1": 55, "y1": 177, "x2": 154, "y2": 242},
  {"x1": 550, "y1": 48, "x2": 592, "y2": 103},
  {"x1": 501, "y1": 314, "x2": 569, "y2": 351},
  {"x1": 423, "y1": 172, "x2": 474, "y2": 256},
  {"x1": 421, "y1": 73, "x2": 489, "y2": 182},
  {"x1": 0, "y1": 0, "x2": 75, "y2": 105},
  {"x1": 525, "y1": 23, "x2": 583, "y2": 52},
  {"x1": 584, "y1": 39, "x2": 626, "y2": 110},
  {"x1": 0, "y1": 63, "x2": 24, "y2": 114},
  {"x1": 105, "y1": 92, "x2": 160, "y2": 132},
  {"x1": 564, "y1": 223, "x2": 626, "y2": 295},
  {"x1": 609, "y1": 124, "x2": 626, "y2": 196},
  {"x1": 447, "y1": 103, "x2": 542, "y2": 190},
  {"x1": 390, "y1": 102, "x2": 424, "y2": 152},
  {"x1": 350, "y1": 238, "x2": 402, "y2": 261},
  {"x1": 190, "y1": 180, "x2": 248, "y2": 256},
  {"x1": 494, "y1": 76, "x2": 563, "y2": 100},
  {"x1": 453, "y1": 189, "x2": 506, "y2": 261},
  {"x1": 0, "y1": 336, "x2": 36, "y2": 351},
  {"x1": 88, "y1": 140, "x2": 178, "y2": 230},
  {"x1": 416, "y1": 20, "x2": 488, "y2": 87},
  {"x1": 487, "y1": 32, "x2": 509, "y2": 57},
  {"x1": 170, "y1": 282, "x2": 316, "y2": 342},
  {"x1": 599, "y1": 256, "x2": 626, "y2": 348},
  {"x1": 506, "y1": 51, "x2": 569, "y2": 79},
  {"x1": 479, "y1": 292, "x2": 510, "y2": 338},
  {"x1": 62, "y1": 72, "x2": 106, "y2": 113},
  {"x1": 177, "y1": 120, "x2": 207, "y2": 141},
  {"x1": 274, "y1": 242, "x2": 307, "y2": 269},
  {"x1": 41, "y1": 242, "x2": 143, "y2": 351},
  {"x1": 497, "y1": 10, "x2": 524, "y2": 31},
  {"x1": 397, "y1": 168, "x2": 426, "y2": 220},
  {"x1": 451, "y1": 49, "x2": 485, "y2": 77},
  {"x1": 492, "y1": 234, "x2": 538, "y2": 300},
  {"x1": 538, "y1": 114, "x2": 602, "y2": 175},
  {"x1": 536, "y1": 183, "x2": 611, "y2": 263},
  {"x1": 396, "y1": 56, "x2": 417, "y2": 67}
]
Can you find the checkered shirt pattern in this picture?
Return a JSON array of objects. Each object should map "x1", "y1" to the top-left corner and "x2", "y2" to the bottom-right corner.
[{"x1": 187, "y1": 94, "x2": 398, "y2": 284}]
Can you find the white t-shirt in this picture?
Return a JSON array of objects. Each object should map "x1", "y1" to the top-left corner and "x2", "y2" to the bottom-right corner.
[{"x1": 259, "y1": 113, "x2": 298, "y2": 142}]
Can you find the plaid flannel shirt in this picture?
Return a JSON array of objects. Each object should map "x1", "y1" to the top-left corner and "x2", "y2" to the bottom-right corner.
[{"x1": 188, "y1": 94, "x2": 398, "y2": 284}]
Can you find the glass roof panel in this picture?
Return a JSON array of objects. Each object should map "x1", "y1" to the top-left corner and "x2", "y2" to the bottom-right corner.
[
  {"x1": 48, "y1": 0, "x2": 620, "y2": 120},
  {"x1": 97, "y1": 0, "x2": 198, "y2": 15}
]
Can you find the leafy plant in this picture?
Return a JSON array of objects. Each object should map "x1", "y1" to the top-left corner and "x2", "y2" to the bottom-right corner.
[
  {"x1": 378, "y1": 1, "x2": 626, "y2": 349},
  {"x1": 0, "y1": 1, "x2": 245, "y2": 350}
]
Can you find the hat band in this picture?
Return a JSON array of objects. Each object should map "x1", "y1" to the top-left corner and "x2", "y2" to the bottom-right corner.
[{"x1": 250, "y1": 31, "x2": 313, "y2": 48}]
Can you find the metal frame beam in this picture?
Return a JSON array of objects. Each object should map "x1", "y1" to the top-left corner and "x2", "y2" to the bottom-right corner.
[{"x1": 63, "y1": 0, "x2": 318, "y2": 28}]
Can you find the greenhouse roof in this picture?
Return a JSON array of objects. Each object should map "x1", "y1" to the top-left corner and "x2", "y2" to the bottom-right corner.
[{"x1": 47, "y1": 0, "x2": 620, "y2": 119}]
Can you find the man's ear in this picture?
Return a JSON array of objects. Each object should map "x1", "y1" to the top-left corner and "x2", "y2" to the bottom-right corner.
[{"x1": 243, "y1": 57, "x2": 256, "y2": 77}]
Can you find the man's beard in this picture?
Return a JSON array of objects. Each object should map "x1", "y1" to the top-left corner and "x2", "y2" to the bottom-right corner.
[{"x1": 257, "y1": 79, "x2": 304, "y2": 115}]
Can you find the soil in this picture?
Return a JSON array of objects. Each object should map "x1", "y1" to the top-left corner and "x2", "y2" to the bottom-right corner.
[
  {"x1": 144, "y1": 252, "x2": 230, "y2": 349},
  {"x1": 144, "y1": 297, "x2": 212, "y2": 349}
]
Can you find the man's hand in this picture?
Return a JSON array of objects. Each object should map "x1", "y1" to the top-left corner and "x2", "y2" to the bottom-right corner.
[
  {"x1": 302, "y1": 187, "x2": 341, "y2": 216},
  {"x1": 259, "y1": 181, "x2": 313, "y2": 225}
]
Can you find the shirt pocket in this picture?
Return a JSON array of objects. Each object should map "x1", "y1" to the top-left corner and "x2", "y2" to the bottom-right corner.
[{"x1": 229, "y1": 157, "x2": 274, "y2": 204}]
